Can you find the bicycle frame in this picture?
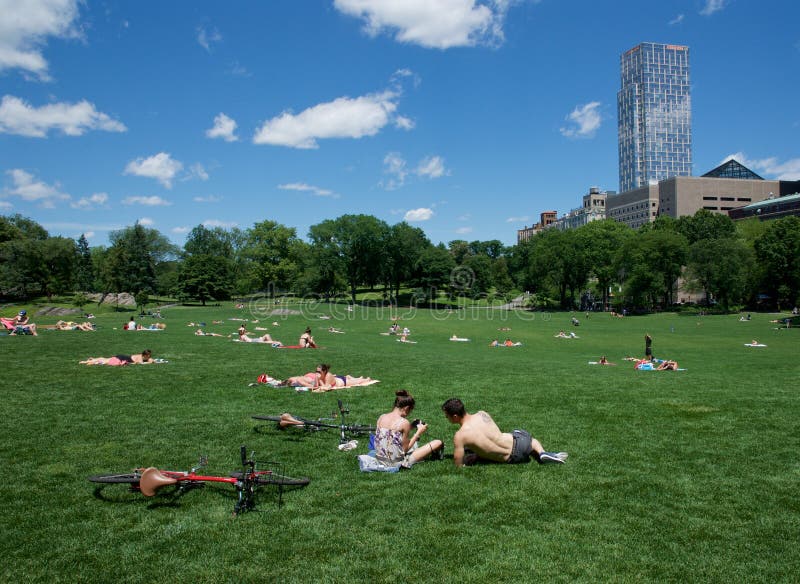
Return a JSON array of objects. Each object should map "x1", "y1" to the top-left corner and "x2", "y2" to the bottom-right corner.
[
  {"x1": 91, "y1": 446, "x2": 306, "y2": 514},
  {"x1": 253, "y1": 400, "x2": 374, "y2": 443}
]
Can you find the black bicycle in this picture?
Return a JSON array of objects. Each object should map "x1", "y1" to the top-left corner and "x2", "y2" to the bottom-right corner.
[
  {"x1": 253, "y1": 399, "x2": 374, "y2": 444},
  {"x1": 88, "y1": 445, "x2": 309, "y2": 515}
]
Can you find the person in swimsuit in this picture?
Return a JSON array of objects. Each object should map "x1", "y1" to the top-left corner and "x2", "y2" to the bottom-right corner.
[
  {"x1": 441, "y1": 398, "x2": 566, "y2": 467},
  {"x1": 299, "y1": 327, "x2": 317, "y2": 348},
  {"x1": 374, "y1": 390, "x2": 444, "y2": 468},
  {"x1": 80, "y1": 349, "x2": 153, "y2": 366},
  {"x1": 312, "y1": 364, "x2": 372, "y2": 391}
]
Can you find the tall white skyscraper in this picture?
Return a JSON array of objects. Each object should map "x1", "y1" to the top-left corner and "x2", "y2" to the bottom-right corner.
[{"x1": 617, "y1": 42, "x2": 692, "y2": 193}]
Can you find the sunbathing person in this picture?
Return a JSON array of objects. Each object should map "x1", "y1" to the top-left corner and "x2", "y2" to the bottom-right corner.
[
  {"x1": 656, "y1": 360, "x2": 679, "y2": 370},
  {"x1": 598, "y1": 356, "x2": 616, "y2": 366},
  {"x1": 80, "y1": 349, "x2": 154, "y2": 366},
  {"x1": 7, "y1": 310, "x2": 37, "y2": 335},
  {"x1": 299, "y1": 327, "x2": 317, "y2": 348},
  {"x1": 328, "y1": 326, "x2": 345, "y2": 334},
  {"x1": 238, "y1": 331, "x2": 281, "y2": 344},
  {"x1": 195, "y1": 329, "x2": 224, "y2": 337},
  {"x1": 55, "y1": 320, "x2": 95, "y2": 331},
  {"x1": 136, "y1": 323, "x2": 166, "y2": 330},
  {"x1": 282, "y1": 371, "x2": 320, "y2": 388}
]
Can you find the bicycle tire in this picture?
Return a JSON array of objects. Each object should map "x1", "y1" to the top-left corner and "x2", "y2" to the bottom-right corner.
[
  {"x1": 88, "y1": 473, "x2": 140, "y2": 484},
  {"x1": 345, "y1": 425, "x2": 375, "y2": 434},
  {"x1": 256, "y1": 474, "x2": 310, "y2": 487}
]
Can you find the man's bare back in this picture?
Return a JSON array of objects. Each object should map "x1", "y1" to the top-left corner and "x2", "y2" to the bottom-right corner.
[
  {"x1": 442, "y1": 398, "x2": 567, "y2": 467},
  {"x1": 453, "y1": 411, "x2": 514, "y2": 465}
]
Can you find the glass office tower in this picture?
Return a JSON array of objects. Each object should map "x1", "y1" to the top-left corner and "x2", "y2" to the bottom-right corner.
[{"x1": 617, "y1": 42, "x2": 692, "y2": 193}]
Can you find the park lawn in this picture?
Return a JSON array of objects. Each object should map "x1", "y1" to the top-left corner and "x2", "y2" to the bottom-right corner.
[{"x1": 1, "y1": 303, "x2": 798, "y2": 582}]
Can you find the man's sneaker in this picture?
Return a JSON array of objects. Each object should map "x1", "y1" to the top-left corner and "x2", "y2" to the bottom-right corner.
[
  {"x1": 554, "y1": 452, "x2": 568, "y2": 461},
  {"x1": 538, "y1": 452, "x2": 565, "y2": 464}
]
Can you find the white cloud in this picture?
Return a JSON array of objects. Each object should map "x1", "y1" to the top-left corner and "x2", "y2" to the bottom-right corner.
[
  {"x1": 138, "y1": 217, "x2": 155, "y2": 226},
  {"x1": 187, "y1": 163, "x2": 209, "y2": 181},
  {"x1": 197, "y1": 25, "x2": 222, "y2": 52},
  {"x1": 278, "y1": 183, "x2": 339, "y2": 198},
  {"x1": 416, "y1": 155, "x2": 449, "y2": 178},
  {"x1": 458, "y1": 214, "x2": 471, "y2": 221},
  {"x1": 83, "y1": 230, "x2": 94, "y2": 239},
  {"x1": 172, "y1": 226, "x2": 190, "y2": 234},
  {"x1": 253, "y1": 90, "x2": 401, "y2": 149},
  {"x1": 0, "y1": 95, "x2": 127, "y2": 137},
  {"x1": 404, "y1": 207, "x2": 434, "y2": 222},
  {"x1": 206, "y1": 112, "x2": 238, "y2": 142},
  {"x1": 395, "y1": 115, "x2": 415, "y2": 130},
  {"x1": 723, "y1": 152, "x2": 800, "y2": 181},
  {"x1": 455, "y1": 226, "x2": 473, "y2": 234},
  {"x1": 70, "y1": 192, "x2": 108, "y2": 209},
  {"x1": 560, "y1": 101, "x2": 602, "y2": 138},
  {"x1": 506, "y1": 215, "x2": 530, "y2": 223},
  {"x1": 0, "y1": 200, "x2": 12, "y2": 210},
  {"x1": 4, "y1": 168, "x2": 69, "y2": 207},
  {"x1": 700, "y1": 0, "x2": 726, "y2": 16},
  {"x1": 194, "y1": 195, "x2": 222, "y2": 203},
  {"x1": 333, "y1": 0, "x2": 510, "y2": 49},
  {"x1": 0, "y1": 0, "x2": 82, "y2": 79},
  {"x1": 203, "y1": 219, "x2": 238, "y2": 228},
  {"x1": 124, "y1": 152, "x2": 183, "y2": 188},
  {"x1": 669, "y1": 14, "x2": 685, "y2": 25},
  {"x1": 122, "y1": 195, "x2": 171, "y2": 206},
  {"x1": 382, "y1": 152, "x2": 408, "y2": 190}
]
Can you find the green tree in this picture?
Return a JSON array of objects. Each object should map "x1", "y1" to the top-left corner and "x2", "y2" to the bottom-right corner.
[
  {"x1": 176, "y1": 225, "x2": 235, "y2": 305},
  {"x1": 241, "y1": 220, "x2": 304, "y2": 294},
  {"x1": 413, "y1": 243, "x2": 456, "y2": 302},
  {"x1": 676, "y1": 209, "x2": 736, "y2": 244},
  {"x1": 103, "y1": 222, "x2": 177, "y2": 297},
  {"x1": 754, "y1": 216, "x2": 800, "y2": 309},
  {"x1": 75, "y1": 234, "x2": 95, "y2": 291},
  {"x1": 308, "y1": 215, "x2": 390, "y2": 303},
  {"x1": 385, "y1": 222, "x2": 430, "y2": 299},
  {"x1": 688, "y1": 237, "x2": 754, "y2": 310},
  {"x1": 577, "y1": 220, "x2": 633, "y2": 310}
]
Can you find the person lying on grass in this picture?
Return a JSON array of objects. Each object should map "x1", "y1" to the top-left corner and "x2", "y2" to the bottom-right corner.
[
  {"x1": 237, "y1": 330, "x2": 282, "y2": 345},
  {"x1": 441, "y1": 398, "x2": 567, "y2": 468},
  {"x1": 55, "y1": 320, "x2": 95, "y2": 331},
  {"x1": 373, "y1": 390, "x2": 444, "y2": 469},
  {"x1": 195, "y1": 328, "x2": 225, "y2": 337},
  {"x1": 313, "y1": 363, "x2": 374, "y2": 391},
  {"x1": 80, "y1": 349, "x2": 154, "y2": 366}
]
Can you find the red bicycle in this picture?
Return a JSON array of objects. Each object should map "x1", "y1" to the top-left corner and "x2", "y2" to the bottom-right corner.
[{"x1": 88, "y1": 445, "x2": 310, "y2": 515}]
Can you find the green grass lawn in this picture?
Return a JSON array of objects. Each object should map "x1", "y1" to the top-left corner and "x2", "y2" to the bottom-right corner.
[{"x1": 1, "y1": 303, "x2": 799, "y2": 582}]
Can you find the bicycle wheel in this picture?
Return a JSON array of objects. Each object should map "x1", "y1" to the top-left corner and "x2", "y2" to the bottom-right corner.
[
  {"x1": 88, "y1": 473, "x2": 140, "y2": 485},
  {"x1": 346, "y1": 425, "x2": 375, "y2": 435},
  {"x1": 256, "y1": 474, "x2": 310, "y2": 487}
]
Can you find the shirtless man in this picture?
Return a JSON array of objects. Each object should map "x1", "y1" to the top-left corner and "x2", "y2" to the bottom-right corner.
[{"x1": 441, "y1": 398, "x2": 567, "y2": 467}]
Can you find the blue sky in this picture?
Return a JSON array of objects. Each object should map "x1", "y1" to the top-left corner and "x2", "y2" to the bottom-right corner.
[{"x1": 1, "y1": 0, "x2": 798, "y2": 248}]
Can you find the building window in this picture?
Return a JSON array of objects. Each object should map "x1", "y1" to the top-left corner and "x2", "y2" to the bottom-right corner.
[
  {"x1": 703, "y1": 196, "x2": 717, "y2": 201},
  {"x1": 721, "y1": 197, "x2": 734, "y2": 201}
]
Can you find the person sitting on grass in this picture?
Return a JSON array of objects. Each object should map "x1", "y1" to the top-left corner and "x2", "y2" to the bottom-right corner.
[
  {"x1": 8, "y1": 310, "x2": 37, "y2": 335},
  {"x1": 80, "y1": 349, "x2": 154, "y2": 366},
  {"x1": 374, "y1": 390, "x2": 444, "y2": 469},
  {"x1": 598, "y1": 355, "x2": 616, "y2": 366},
  {"x1": 441, "y1": 398, "x2": 567, "y2": 468},
  {"x1": 299, "y1": 327, "x2": 317, "y2": 348}
]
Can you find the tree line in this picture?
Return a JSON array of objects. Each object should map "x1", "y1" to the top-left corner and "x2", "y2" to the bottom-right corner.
[{"x1": 1, "y1": 210, "x2": 799, "y2": 311}]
